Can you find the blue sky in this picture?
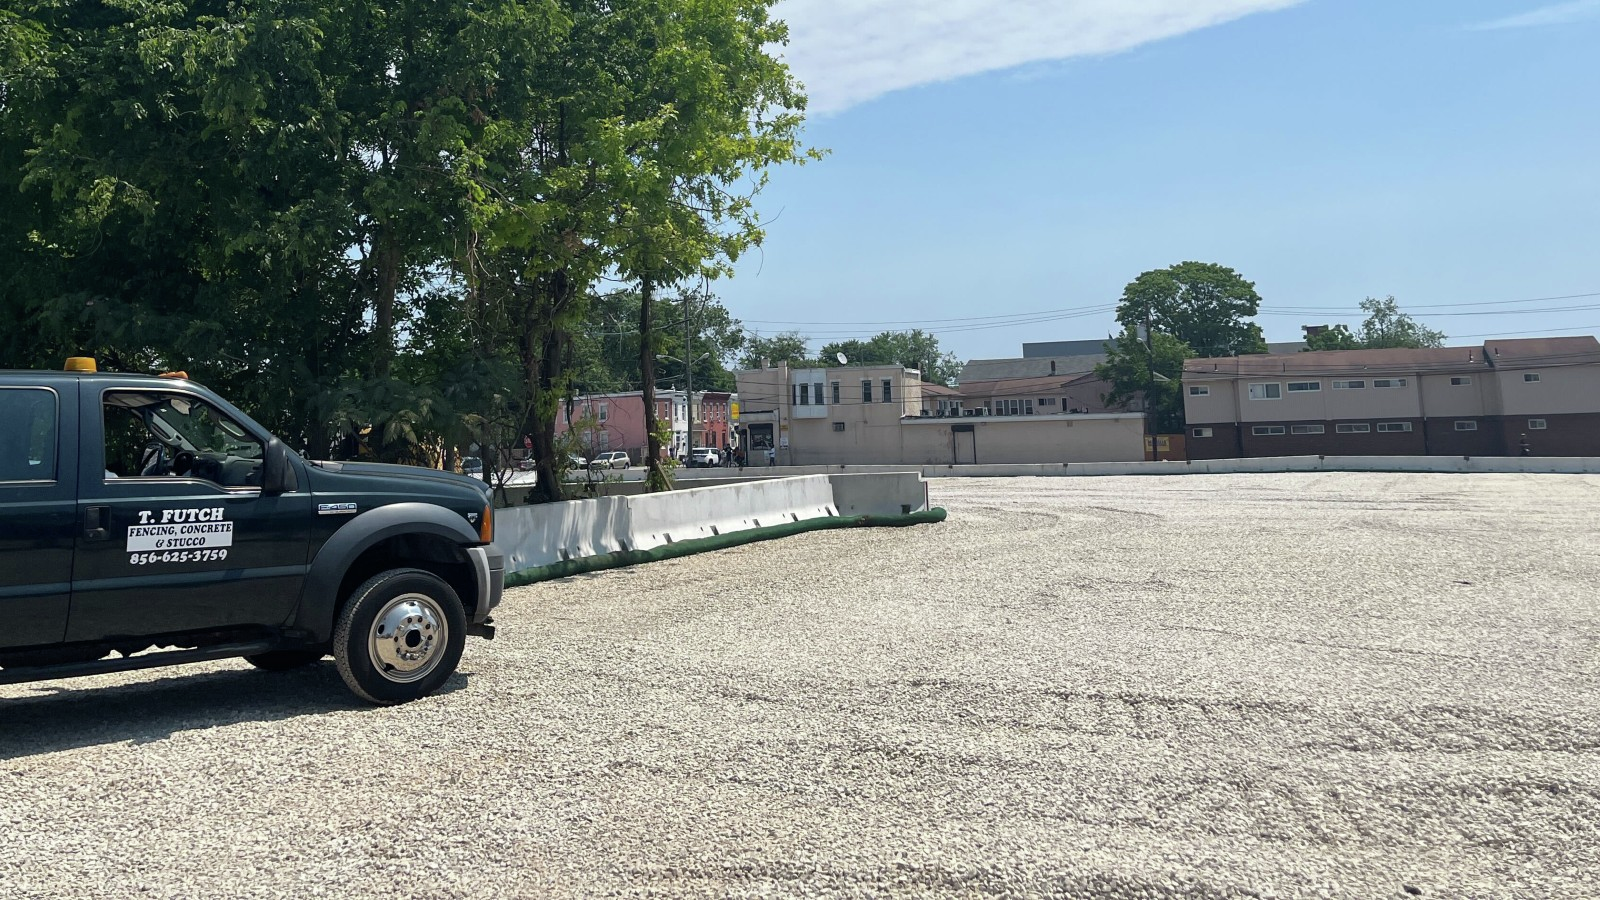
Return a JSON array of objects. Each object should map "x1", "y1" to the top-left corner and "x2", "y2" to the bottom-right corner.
[{"x1": 716, "y1": 0, "x2": 1600, "y2": 362}]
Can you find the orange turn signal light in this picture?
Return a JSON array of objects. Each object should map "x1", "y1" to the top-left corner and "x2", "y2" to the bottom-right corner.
[{"x1": 64, "y1": 357, "x2": 97, "y2": 372}]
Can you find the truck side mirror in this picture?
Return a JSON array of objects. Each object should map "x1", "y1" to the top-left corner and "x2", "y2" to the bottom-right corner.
[{"x1": 262, "y1": 438, "x2": 298, "y2": 495}]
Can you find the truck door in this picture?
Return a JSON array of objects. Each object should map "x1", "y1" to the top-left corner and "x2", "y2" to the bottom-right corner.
[
  {"x1": 0, "y1": 381, "x2": 78, "y2": 649},
  {"x1": 67, "y1": 384, "x2": 311, "y2": 643}
]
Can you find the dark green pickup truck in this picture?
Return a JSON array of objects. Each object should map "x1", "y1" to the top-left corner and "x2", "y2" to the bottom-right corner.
[{"x1": 0, "y1": 361, "x2": 503, "y2": 704}]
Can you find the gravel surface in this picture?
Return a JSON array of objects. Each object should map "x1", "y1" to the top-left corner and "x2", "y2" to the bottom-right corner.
[{"x1": 3, "y1": 472, "x2": 1598, "y2": 899}]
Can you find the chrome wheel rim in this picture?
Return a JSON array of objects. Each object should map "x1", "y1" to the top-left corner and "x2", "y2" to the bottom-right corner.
[{"x1": 369, "y1": 593, "x2": 448, "y2": 683}]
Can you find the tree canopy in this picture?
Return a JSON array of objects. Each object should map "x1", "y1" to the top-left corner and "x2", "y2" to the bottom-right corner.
[
  {"x1": 1303, "y1": 296, "x2": 1446, "y2": 351},
  {"x1": 818, "y1": 330, "x2": 961, "y2": 386},
  {"x1": 737, "y1": 331, "x2": 813, "y2": 369},
  {"x1": 1116, "y1": 262, "x2": 1267, "y2": 358},
  {"x1": 0, "y1": 0, "x2": 812, "y2": 499},
  {"x1": 1094, "y1": 330, "x2": 1192, "y2": 434}
]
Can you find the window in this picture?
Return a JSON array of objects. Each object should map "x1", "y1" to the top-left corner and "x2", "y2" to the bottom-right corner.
[
  {"x1": 798, "y1": 383, "x2": 809, "y2": 406},
  {"x1": 1290, "y1": 424, "x2": 1325, "y2": 435},
  {"x1": 1450, "y1": 376, "x2": 1472, "y2": 386},
  {"x1": 1336, "y1": 423, "x2": 1371, "y2": 433},
  {"x1": 102, "y1": 391, "x2": 263, "y2": 486},
  {"x1": 1192, "y1": 427, "x2": 1214, "y2": 438},
  {"x1": 832, "y1": 381, "x2": 841, "y2": 404},
  {"x1": 1252, "y1": 425, "x2": 1287, "y2": 436},
  {"x1": 1332, "y1": 380, "x2": 1365, "y2": 390},
  {"x1": 1372, "y1": 378, "x2": 1406, "y2": 388},
  {"x1": 1023, "y1": 399, "x2": 1034, "y2": 415},
  {"x1": 814, "y1": 382, "x2": 824, "y2": 405},
  {"x1": 1455, "y1": 420, "x2": 1478, "y2": 432},
  {"x1": 598, "y1": 402, "x2": 608, "y2": 422},
  {"x1": 1248, "y1": 383, "x2": 1282, "y2": 400},
  {"x1": 1528, "y1": 418, "x2": 1547, "y2": 430},
  {"x1": 1524, "y1": 373, "x2": 1541, "y2": 383},
  {"x1": 791, "y1": 385, "x2": 798, "y2": 406},
  {"x1": 1188, "y1": 385, "x2": 1210, "y2": 397},
  {"x1": 1038, "y1": 397, "x2": 1056, "y2": 406},
  {"x1": 0, "y1": 388, "x2": 58, "y2": 482},
  {"x1": 1008, "y1": 399, "x2": 1020, "y2": 416},
  {"x1": 862, "y1": 379, "x2": 872, "y2": 403},
  {"x1": 882, "y1": 379, "x2": 893, "y2": 403},
  {"x1": 1288, "y1": 382, "x2": 1321, "y2": 393},
  {"x1": 832, "y1": 422, "x2": 845, "y2": 432},
  {"x1": 1377, "y1": 422, "x2": 1413, "y2": 433}
]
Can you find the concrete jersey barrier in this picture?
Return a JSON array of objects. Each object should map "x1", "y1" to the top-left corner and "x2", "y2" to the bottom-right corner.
[
  {"x1": 498, "y1": 473, "x2": 853, "y2": 571},
  {"x1": 625, "y1": 474, "x2": 837, "y2": 551}
]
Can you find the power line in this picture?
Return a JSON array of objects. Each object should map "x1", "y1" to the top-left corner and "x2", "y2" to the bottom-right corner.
[{"x1": 1264, "y1": 290, "x2": 1600, "y2": 314}]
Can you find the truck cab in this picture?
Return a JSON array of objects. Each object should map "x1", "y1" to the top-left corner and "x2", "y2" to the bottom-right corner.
[{"x1": 0, "y1": 361, "x2": 503, "y2": 704}]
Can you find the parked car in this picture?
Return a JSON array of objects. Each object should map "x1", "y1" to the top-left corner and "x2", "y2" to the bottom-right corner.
[
  {"x1": 567, "y1": 454, "x2": 588, "y2": 470},
  {"x1": 592, "y1": 451, "x2": 630, "y2": 469},
  {"x1": 691, "y1": 446, "x2": 720, "y2": 466},
  {"x1": 461, "y1": 456, "x2": 483, "y2": 476}
]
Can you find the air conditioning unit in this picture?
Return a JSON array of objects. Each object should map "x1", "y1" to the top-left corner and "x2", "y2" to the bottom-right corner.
[{"x1": 919, "y1": 410, "x2": 931, "y2": 417}]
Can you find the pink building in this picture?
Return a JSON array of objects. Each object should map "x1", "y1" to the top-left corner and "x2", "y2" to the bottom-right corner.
[
  {"x1": 698, "y1": 391, "x2": 733, "y2": 453},
  {"x1": 554, "y1": 391, "x2": 681, "y2": 464}
]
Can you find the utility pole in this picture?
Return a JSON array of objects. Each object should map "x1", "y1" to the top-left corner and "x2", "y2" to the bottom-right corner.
[
  {"x1": 683, "y1": 289, "x2": 695, "y2": 466},
  {"x1": 1141, "y1": 306, "x2": 1155, "y2": 461}
]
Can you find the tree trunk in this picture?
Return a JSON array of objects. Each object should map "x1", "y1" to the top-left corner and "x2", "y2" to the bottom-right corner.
[
  {"x1": 372, "y1": 226, "x2": 400, "y2": 380},
  {"x1": 639, "y1": 275, "x2": 669, "y2": 491},
  {"x1": 522, "y1": 271, "x2": 577, "y2": 504}
]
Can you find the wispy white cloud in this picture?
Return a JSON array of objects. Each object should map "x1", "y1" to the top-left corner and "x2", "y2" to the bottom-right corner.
[
  {"x1": 1468, "y1": 0, "x2": 1600, "y2": 30},
  {"x1": 773, "y1": 0, "x2": 1306, "y2": 114}
]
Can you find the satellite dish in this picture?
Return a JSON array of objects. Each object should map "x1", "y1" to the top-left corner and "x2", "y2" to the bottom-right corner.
[{"x1": 836, "y1": 352, "x2": 848, "y2": 365}]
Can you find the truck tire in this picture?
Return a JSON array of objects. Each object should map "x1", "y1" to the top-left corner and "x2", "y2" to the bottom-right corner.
[
  {"x1": 333, "y1": 568, "x2": 467, "y2": 705},
  {"x1": 244, "y1": 649, "x2": 326, "y2": 671}
]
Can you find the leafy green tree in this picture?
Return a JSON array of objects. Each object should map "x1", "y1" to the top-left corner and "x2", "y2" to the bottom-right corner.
[
  {"x1": 818, "y1": 330, "x2": 962, "y2": 385},
  {"x1": 1094, "y1": 330, "x2": 1192, "y2": 433},
  {"x1": 1304, "y1": 325, "x2": 1362, "y2": 351},
  {"x1": 1355, "y1": 296, "x2": 1446, "y2": 349},
  {"x1": 2, "y1": 0, "x2": 813, "y2": 502},
  {"x1": 1300, "y1": 297, "x2": 1446, "y2": 352},
  {"x1": 738, "y1": 332, "x2": 813, "y2": 369},
  {"x1": 1117, "y1": 262, "x2": 1267, "y2": 358},
  {"x1": 571, "y1": 289, "x2": 743, "y2": 394}
]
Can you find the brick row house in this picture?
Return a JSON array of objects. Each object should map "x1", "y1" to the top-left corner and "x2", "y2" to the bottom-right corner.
[{"x1": 1183, "y1": 337, "x2": 1600, "y2": 459}]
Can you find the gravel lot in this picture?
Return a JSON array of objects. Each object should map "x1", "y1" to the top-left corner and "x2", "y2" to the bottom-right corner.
[{"x1": 3, "y1": 473, "x2": 1599, "y2": 899}]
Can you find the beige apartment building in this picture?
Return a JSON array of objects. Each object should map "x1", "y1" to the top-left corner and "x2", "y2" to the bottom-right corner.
[
  {"x1": 1183, "y1": 337, "x2": 1600, "y2": 458},
  {"x1": 735, "y1": 363, "x2": 1143, "y2": 465}
]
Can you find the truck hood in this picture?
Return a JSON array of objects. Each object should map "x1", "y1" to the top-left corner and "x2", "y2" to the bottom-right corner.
[{"x1": 305, "y1": 459, "x2": 491, "y2": 496}]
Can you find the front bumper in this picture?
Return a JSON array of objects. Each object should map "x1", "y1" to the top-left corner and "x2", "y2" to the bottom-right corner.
[{"x1": 466, "y1": 543, "x2": 505, "y2": 638}]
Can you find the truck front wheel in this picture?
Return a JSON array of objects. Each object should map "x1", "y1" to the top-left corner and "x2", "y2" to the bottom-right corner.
[{"x1": 333, "y1": 568, "x2": 467, "y2": 705}]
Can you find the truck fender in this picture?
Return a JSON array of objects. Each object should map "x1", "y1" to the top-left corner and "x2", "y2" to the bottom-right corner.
[{"x1": 291, "y1": 503, "x2": 479, "y2": 643}]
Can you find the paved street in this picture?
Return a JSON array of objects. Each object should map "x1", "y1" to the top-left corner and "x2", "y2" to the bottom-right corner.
[{"x1": 3, "y1": 473, "x2": 1598, "y2": 898}]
